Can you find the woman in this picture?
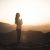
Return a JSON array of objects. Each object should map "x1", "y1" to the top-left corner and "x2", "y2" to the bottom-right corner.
[{"x1": 15, "y1": 13, "x2": 22, "y2": 46}]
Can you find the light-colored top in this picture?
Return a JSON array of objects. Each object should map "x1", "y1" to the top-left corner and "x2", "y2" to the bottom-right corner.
[{"x1": 16, "y1": 19, "x2": 22, "y2": 29}]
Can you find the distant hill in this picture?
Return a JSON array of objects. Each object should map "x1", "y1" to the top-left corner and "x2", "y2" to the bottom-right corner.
[
  {"x1": 22, "y1": 24, "x2": 50, "y2": 33},
  {"x1": 0, "y1": 22, "x2": 48, "y2": 47},
  {"x1": 0, "y1": 22, "x2": 16, "y2": 33},
  {"x1": 0, "y1": 30, "x2": 17, "y2": 45},
  {"x1": 21, "y1": 31, "x2": 48, "y2": 43},
  {"x1": 0, "y1": 22, "x2": 50, "y2": 33},
  {"x1": 0, "y1": 30, "x2": 48, "y2": 46}
]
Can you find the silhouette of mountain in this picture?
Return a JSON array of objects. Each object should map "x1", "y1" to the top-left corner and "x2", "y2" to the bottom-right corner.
[
  {"x1": 22, "y1": 24, "x2": 50, "y2": 33},
  {"x1": 0, "y1": 30, "x2": 48, "y2": 46},
  {"x1": 0, "y1": 30, "x2": 17, "y2": 45},
  {"x1": 0, "y1": 22, "x2": 50, "y2": 33},
  {"x1": 21, "y1": 31, "x2": 48, "y2": 45},
  {"x1": 0, "y1": 22, "x2": 48, "y2": 49},
  {"x1": 0, "y1": 22, "x2": 16, "y2": 33}
]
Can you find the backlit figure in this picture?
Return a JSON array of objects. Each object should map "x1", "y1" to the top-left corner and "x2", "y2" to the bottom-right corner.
[{"x1": 15, "y1": 13, "x2": 22, "y2": 46}]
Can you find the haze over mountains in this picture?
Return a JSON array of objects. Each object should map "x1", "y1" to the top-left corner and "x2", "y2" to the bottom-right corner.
[
  {"x1": 0, "y1": 22, "x2": 16, "y2": 33},
  {"x1": 0, "y1": 22, "x2": 50, "y2": 33},
  {"x1": 0, "y1": 22, "x2": 48, "y2": 48}
]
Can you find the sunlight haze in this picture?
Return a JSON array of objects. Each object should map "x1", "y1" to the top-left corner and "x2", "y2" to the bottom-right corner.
[{"x1": 0, "y1": 0, "x2": 50, "y2": 25}]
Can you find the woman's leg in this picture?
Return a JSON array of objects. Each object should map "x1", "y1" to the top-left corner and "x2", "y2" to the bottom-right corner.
[{"x1": 17, "y1": 29, "x2": 21, "y2": 46}]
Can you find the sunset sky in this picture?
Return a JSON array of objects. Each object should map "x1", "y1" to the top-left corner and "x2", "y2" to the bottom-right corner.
[{"x1": 0, "y1": 0, "x2": 50, "y2": 25}]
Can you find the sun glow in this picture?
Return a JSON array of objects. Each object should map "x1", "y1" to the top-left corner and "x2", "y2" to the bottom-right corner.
[{"x1": 0, "y1": 0, "x2": 49, "y2": 25}]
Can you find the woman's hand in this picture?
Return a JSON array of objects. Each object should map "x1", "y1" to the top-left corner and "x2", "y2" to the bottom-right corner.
[{"x1": 21, "y1": 19, "x2": 23, "y2": 25}]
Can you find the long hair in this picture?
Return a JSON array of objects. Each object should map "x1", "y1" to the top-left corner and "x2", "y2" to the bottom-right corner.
[
  {"x1": 15, "y1": 13, "x2": 20, "y2": 24},
  {"x1": 16, "y1": 13, "x2": 20, "y2": 17}
]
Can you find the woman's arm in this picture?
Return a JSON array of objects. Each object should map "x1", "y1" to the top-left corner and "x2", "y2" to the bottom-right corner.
[
  {"x1": 21, "y1": 19, "x2": 23, "y2": 25},
  {"x1": 15, "y1": 17, "x2": 16, "y2": 24}
]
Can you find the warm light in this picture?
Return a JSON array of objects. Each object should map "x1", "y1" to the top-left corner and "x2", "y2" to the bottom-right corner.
[{"x1": 0, "y1": 0, "x2": 49, "y2": 25}]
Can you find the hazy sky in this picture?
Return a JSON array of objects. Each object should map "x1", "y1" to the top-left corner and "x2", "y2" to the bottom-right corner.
[{"x1": 0, "y1": 0, "x2": 50, "y2": 25}]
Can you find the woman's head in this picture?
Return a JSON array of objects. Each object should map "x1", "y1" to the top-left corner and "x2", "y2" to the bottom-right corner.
[{"x1": 16, "y1": 13, "x2": 20, "y2": 18}]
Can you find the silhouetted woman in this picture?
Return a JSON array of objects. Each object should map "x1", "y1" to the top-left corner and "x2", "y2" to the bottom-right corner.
[{"x1": 15, "y1": 13, "x2": 22, "y2": 46}]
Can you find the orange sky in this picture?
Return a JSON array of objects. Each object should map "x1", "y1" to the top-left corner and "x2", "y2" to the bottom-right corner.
[{"x1": 0, "y1": 0, "x2": 50, "y2": 25}]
